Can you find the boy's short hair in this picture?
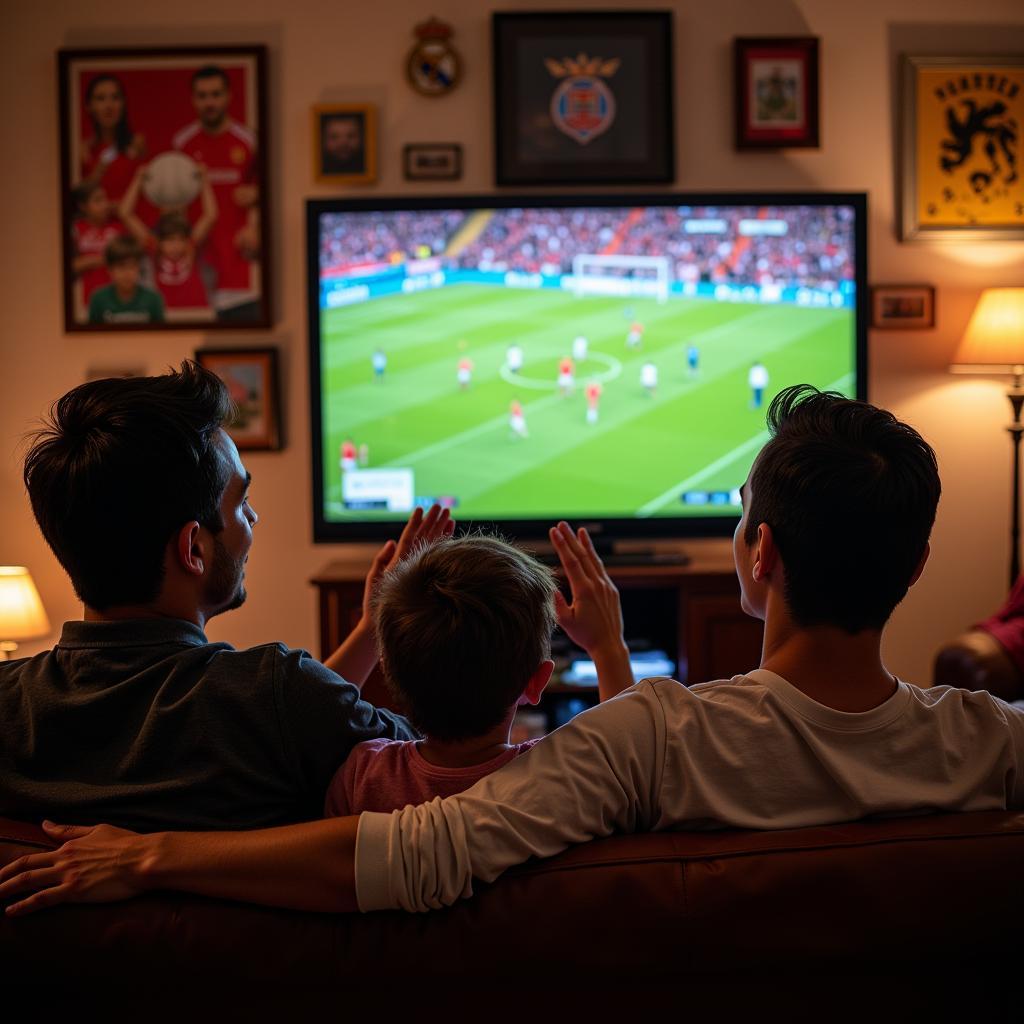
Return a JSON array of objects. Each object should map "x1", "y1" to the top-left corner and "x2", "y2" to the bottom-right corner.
[
  {"x1": 104, "y1": 235, "x2": 144, "y2": 268},
  {"x1": 746, "y1": 384, "x2": 941, "y2": 634},
  {"x1": 156, "y1": 212, "x2": 191, "y2": 240},
  {"x1": 72, "y1": 182, "x2": 101, "y2": 210},
  {"x1": 375, "y1": 535, "x2": 557, "y2": 742}
]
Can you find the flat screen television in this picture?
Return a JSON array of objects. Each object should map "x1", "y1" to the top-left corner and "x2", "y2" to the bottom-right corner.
[{"x1": 307, "y1": 192, "x2": 867, "y2": 545}]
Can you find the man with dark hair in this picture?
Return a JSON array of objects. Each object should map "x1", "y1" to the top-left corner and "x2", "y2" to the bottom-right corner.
[
  {"x1": 4, "y1": 386, "x2": 1024, "y2": 918},
  {"x1": 173, "y1": 64, "x2": 259, "y2": 318},
  {"x1": 0, "y1": 361, "x2": 450, "y2": 833}
]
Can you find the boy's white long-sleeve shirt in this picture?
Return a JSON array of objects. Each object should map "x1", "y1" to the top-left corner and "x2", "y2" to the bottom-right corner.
[{"x1": 355, "y1": 671, "x2": 1024, "y2": 912}]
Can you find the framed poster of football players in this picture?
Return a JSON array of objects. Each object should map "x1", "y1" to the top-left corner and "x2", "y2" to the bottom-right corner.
[
  {"x1": 733, "y1": 37, "x2": 820, "y2": 149},
  {"x1": 492, "y1": 11, "x2": 674, "y2": 186},
  {"x1": 899, "y1": 55, "x2": 1024, "y2": 241},
  {"x1": 195, "y1": 347, "x2": 282, "y2": 450},
  {"x1": 58, "y1": 46, "x2": 271, "y2": 332}
]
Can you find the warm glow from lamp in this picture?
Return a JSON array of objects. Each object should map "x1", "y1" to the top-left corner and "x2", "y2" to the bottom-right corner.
[
  {"x1": 0, "y1": 566, "x2": 50, "y2": 659},
  {"x1": 950, "y1": 288, "x2": 1024, "y2": 375}
]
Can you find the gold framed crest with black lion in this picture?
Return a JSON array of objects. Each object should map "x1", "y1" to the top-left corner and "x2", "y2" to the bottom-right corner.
[{"x1": 900, "y1": 55, "x2": 1023, "y2": 241}]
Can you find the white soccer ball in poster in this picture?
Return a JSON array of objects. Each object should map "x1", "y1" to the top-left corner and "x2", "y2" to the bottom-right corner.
[{"x1": 143, "y1": 152, "x2": 201, "y2": 209}]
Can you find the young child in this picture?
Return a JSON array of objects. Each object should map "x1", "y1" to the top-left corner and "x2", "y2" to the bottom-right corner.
[
  {"x1": 325, "y1": 533, "x2": 631, "y2": 815},
  {"x1": 119, "y1": 163, "x2": 217, "y2": 317},
  {"x1": 87, "y1": 236, "x2": 165, "y2": 325},
  {"x1": 70, "y1": 182, "x2": 125, "y2": 307}
]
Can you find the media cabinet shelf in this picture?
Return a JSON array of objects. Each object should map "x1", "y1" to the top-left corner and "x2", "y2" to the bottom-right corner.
[{"x1": 312, "y1": 540, "x2": 764, "y2": 712}]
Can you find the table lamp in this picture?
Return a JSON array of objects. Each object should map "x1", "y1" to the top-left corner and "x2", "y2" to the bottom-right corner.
[
  {"x1": 950, "y1": 287, "x2": 1024, "y2": 589},
  {"x1": 0, "y1": 566, "x2": 51, "y2": 660}
]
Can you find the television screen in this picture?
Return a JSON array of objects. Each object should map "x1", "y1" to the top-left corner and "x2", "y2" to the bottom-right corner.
[{"x1": 307, "y1": 193, "x2": 866, "y2": 542}]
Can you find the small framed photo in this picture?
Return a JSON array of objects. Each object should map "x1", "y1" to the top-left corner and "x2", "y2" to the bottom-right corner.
[
  {"x1": 493, "y1": 11, "x2": 674, "y2": 186},
  {"x1": 899, "y1": 56, "x2": 1024, "y2": 241},
  {"x1": 196, "y1": 347, "x2": 282, "y2": 450},
  {"x1": 58, "y1": 46, "x2": 271, "y2": 332},
  {"x1": 870, "y1": 285, "x2": 936, "y2": 330},
  {"x1": 403, "y1": 143, "x2": 463, "y2": 181},
  {"x1": 734, "y1": 37, "x2": 820, "y2": 149},
  {"x1": 313, "y1": 104, "x2": 376, "y2": 185}
]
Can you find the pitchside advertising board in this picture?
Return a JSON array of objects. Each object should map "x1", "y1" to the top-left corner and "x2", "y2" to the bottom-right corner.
[{"x1": 306, "y1": 195, "x2": 867, "y2": 543}]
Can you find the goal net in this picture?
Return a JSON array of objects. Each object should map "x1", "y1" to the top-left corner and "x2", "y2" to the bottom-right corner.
[{"x1": 571, "y1": 254, "x2": 671, "y2": 304}]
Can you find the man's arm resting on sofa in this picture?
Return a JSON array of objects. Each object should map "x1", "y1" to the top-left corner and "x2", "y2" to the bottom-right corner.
[{"x1": 0, "y1": 817, "x2": 361, "y2": 916}]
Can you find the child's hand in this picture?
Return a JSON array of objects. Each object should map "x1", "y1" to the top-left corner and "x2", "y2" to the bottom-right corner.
[
  {"x1": 549, "y1": 521, "x2": 625, "y2": 660},
  {"x1": 361, "y1": 505, "x2": 455, "y2": 621}
]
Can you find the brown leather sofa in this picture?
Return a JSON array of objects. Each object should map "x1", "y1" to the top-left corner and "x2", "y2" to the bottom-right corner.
[{"x1": 2, "y1": 810, "x2": 1021, "y2": 1013}]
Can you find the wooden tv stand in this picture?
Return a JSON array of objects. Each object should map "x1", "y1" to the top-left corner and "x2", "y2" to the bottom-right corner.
[{"x1": 311, "y1": 539, "x2": 764, "y2": 711}]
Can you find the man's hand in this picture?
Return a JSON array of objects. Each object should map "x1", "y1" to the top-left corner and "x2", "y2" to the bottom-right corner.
[
  {"x1": 549, "y1": 521, "x2": 633, "y2": 701},
  {"x1": 0, "y1": 822, "x2": 150, "y2": 917}
]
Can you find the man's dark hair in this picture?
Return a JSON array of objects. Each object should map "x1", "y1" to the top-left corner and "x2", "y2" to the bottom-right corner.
[
  {"x1": 191, "y1": 65, "x2": 230, "y2": 90},
  {"x1": 375, "y1": 535, "x2": 557, "y2": 742},
  {"x1": 745, "y1": 384, "x2": 941, "y2": 633},
  {"x1": 23, "y1": 362, "x2": 233, "y2": 609},
  {"x1": 103, "y1": 235, "x2": 144, "y2": 268}
]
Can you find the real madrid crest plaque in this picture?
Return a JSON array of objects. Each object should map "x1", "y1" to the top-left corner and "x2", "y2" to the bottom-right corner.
[
  {"x1": 407, "y1": 17, "x2": 462, "y2": 97},
  {"x1": 493, "y1": 11, "x2": 674, "y2": 186}
]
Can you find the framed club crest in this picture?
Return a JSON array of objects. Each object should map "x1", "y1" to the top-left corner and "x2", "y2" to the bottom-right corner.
[
  {"x1": 492, "y1": 11, "x2": 674, "y2": 186},
  {"x1": 899, "y1": 55, "x2": 1024, "y2": 241}
]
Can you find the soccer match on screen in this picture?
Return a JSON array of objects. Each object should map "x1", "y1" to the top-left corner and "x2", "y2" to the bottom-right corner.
[{"x1": 314, "y1": 201, "x2": 858, "y2": 524}]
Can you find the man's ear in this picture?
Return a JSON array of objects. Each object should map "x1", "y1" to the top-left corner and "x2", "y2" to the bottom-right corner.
[
  {"x1": 908, "y1": 541, "x2": 930, "y2": 589},
  {"x1": 752, "y1": 522, "x2": 778, "y2": 582},
  {"x1": 519, "y1": 659, "x2": 555, "y2": 706},
  {"x1": 173, "y1": 521, "x2": 207, "y2": 578}
]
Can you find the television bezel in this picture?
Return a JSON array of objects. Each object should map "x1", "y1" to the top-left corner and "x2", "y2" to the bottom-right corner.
[{"x1": 307, "y1": 191, "x2": 868, "y2": 544}]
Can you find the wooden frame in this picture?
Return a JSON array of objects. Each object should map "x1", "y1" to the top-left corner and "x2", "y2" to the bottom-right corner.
[
  {"x1": 403, "y1": 143, "x2": 462, "y2": 181},
  {"x1": 870, "y1": 285, "x2": 936, "y2": 330},
  {"x1": 899, "y1": 55, "x2": 1024, "y2": 241},
  {"x1": 734, "y1": 37, "x2": 820, "y2": 150},
  {"x1": 196, "y1": 347, "x2": 282, "y2": 450},
  {"x1": 58, "y1": 46, "x2": 271, "y2": 331},
  {"x1": 492, "y1": 11, "x2": 675, "y2": 186},
  {"x1": 312, "y1": 104, "x2": 377, "y2": 185}
]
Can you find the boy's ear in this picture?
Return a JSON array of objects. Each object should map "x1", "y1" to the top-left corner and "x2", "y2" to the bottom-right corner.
[
  {"x1": 173, "y1": 521, "x2": 207, "y2": 578},
  {"x1": 752, "y1": 522, "x2": 778, "y2": 582},
  {"x1": 520, "y1": 659, "x2": 555, "y2": 706}
]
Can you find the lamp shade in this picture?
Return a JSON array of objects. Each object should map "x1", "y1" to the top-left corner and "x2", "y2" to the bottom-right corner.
[
  {"x1": 951, "y1": 288, "x2": 1024, "y2": 372},
  {"x1": 0, "y1": 566, "x2": 50, "y2": 641}
]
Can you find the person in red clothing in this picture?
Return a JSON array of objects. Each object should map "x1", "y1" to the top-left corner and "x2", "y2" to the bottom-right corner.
[
  {"x1": 79, "y1": 74, "x2": 146, "y2": 203},
  {"x1": 119, "y1": 164, "x2": 218, "y2": 318},
  {"x1": 340, "y1": 439, "x2": 358, "y2": 474},
  {"x1": 934, "y1": 576, "x2": 1024, "y2": 703},
  {"x1": 70, "y1": 182, "x2": 126, "y2": 309},
  {"x1": 557, "y1": 355, "x2": 575, "y2": 396},
  {"x1": 172, "y1": 65, "x2": 259, "y2": 319},
  {"x1": 324, "y1": 534, "x2": 631, "y2": 815},
  {"x1": 585, "y1": 379, "x2": 602, "y2": 424},
  {"x1": 456, "y1": 358, "x2": 473, "y2": 390}
]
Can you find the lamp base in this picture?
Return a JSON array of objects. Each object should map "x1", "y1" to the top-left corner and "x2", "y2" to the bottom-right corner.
[{"x1": 0, "y1": 641, "x2": 18, "y2": 661}]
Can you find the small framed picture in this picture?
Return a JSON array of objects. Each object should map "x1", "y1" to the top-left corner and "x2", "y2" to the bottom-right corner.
[
  {"x1": 870, "y1": 285, "x2": 936, "y2": 330},
  {"x1": 899, "y1": 56, "x2": 1024, "y2": 241},
  {"x1": 313, "y1": 104, "x2": 376, "y2": 185},
  {"x1": 196, "y1": 347, "x2": 282, "y2": 450},
  {"x1": 58, "y1": 46, "x2": 271, "y2": 332},
  {"x1": 403, "y1": 143, "x2": 462, "y2": 181},
  {"x1": 493, "y1": 11, "x2": 674, "y2": 186},
  {"x1": 734, "y1": 37, "x2": 820, "y2": 149}
]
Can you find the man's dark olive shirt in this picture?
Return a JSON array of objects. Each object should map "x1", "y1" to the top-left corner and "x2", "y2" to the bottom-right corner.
[{"x1": 0, "y1": 619, "x2": 417, "y2": 832}]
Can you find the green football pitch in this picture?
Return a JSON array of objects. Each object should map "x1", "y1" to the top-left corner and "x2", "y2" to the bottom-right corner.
[{"x1": 320, "y1": 283, "x2": 854, "y2": 522}]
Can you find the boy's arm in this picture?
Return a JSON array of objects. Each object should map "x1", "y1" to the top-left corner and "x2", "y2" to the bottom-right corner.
[
  {"x1": 323, "y1": 504, "x2": 454, "y2": 685},
  {"x1": 190, "y1": 167, "x2": 218, "y2": 249},
  {"x1": 549, "y1": 521, "x2": 634, "y2": 701},
  {"x1": 117, "y1": 167, "x2": 150, "y2": 246}
]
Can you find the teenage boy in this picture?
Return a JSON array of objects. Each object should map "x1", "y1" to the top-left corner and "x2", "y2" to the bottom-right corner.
[{"x1": 5, "y1": 386, "x2": 1024, "y2": 919}]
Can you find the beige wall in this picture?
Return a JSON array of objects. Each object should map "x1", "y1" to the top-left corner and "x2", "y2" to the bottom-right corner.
[{"x1": 2, "y1": 0, "x2": 1022, "y2": 685}]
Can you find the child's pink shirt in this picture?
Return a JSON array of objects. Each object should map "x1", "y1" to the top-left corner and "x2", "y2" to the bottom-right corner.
[{"x1": 324, "y1": 737, "x2": 541, "y2": 816}]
